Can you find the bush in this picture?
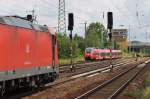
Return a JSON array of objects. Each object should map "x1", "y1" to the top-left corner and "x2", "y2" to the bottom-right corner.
[
  {"x1": 144, "y1": 72, "x2": 150, "y2": 87},
  {"x1": 125, "y1": 71, "x2": 150, "y2": 99},
  {"x1": 143, "y1": 87, "x2": 150, "y2": 99},
  {"x1": 125, "y1": 89, "x2": 143, "y2": 99}
]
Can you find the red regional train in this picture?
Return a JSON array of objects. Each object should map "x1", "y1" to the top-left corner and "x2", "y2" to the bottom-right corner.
[
  {"x1": 85, "y1": 47, "x2": 122, "y2": 60},
  {"x1": 0, "y1": 15, "x2": 59, "y2": 96}
]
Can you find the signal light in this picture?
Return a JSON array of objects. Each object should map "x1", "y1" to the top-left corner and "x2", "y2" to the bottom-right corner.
[
  {"x1": 107, "y1": 12, "x2": 113, "y2": 29},
  {"x1": 68, "y1": 13, "x2": 74, "y2": 31}
]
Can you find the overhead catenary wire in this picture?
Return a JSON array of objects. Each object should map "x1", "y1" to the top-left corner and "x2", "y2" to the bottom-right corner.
[{"x1": 110, "y1": 0, "x2": 133, "y2": 21}]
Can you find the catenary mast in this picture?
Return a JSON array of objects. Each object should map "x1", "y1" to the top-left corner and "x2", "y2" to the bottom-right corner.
[{"x1": 58, "y1": 0, "x2": 66, "y2": 35}]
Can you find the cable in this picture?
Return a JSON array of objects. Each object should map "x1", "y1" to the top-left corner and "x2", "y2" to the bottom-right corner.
[{"x1": 110, "y1": 0, "x2": 132, "y2": 18}]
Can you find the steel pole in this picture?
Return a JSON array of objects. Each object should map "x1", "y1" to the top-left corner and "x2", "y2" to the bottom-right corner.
[{"x1": 110, "y1": 29, "x2": 113, "y2": 72}]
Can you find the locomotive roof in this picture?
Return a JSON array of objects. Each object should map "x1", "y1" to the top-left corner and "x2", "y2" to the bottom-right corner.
[{"x1": 0, "y1": 16, "x2": 55, "y2": 34}]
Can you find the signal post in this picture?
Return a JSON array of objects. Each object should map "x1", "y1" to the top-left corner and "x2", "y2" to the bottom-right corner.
[
  {"x1": 107, "y1": 12, "x2": 113, "y2": 72},
  {"x1": 68, "y1": 13, "x2": 75, "y2": 72}
]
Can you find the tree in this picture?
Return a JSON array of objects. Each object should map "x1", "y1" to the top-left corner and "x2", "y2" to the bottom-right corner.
[
  {"x1": 57, "y1": 22, "x2": 108, "y2": 59},
  {"x1": 86, "y1": 22, "x2": 106, "y2": 48},
  {"x1": 57, "y1": 33, "x2": 70, "y2": 58},
  {"x1": 57, "y1": 33, "x2": 85, "y2": 59},
  {"x1": 74, "y1": 34, "x2": 85, "y2": 53},
  {"x1": 113, "y1": 41, "x2": 120, "y2": 49}
]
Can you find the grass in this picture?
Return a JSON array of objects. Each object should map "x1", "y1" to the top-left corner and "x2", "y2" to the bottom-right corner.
[
  {"x1": 125, "y1": 89, "x2": 143, "y2": 99},
  {"x1": 59, "y1": 56, "x2": 84, "y2": 65},
  {"x1": 122, "y1": 51, "x2": 145, "y2": 58},
  {"x1": 143, "y1": 87, "x2": 150, "y2": 99},
  {"x1": 126, "y1": 87, "x2": 150, "y2": 99}
]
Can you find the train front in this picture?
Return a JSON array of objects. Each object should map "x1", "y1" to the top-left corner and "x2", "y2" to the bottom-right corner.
[
  {"x1": 85, "y1": 48, "x2": 92, "y2": 60},
  {"x1": 85, "y1": 48, "x2": 97, "y2": 60}
]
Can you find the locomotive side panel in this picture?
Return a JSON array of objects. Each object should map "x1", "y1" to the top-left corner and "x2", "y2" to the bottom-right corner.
[
  {"x1": 16, "y1": 28, "x2": 36, "y2": 69},
  {"x1": 35, "y1": 31, "x2": 52, "y2": 66},
  {"x1": 0, "y1": 24, "x2": 17, "y2": 70},
  {"x1": 0, "y1": 16, "x2": 59, "y2": 97},
  {"x1": 0, "y1": 25, "x2": 58, "y2": 81}
]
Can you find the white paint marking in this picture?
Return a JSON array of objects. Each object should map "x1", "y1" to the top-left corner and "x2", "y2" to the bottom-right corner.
[
  {"x1": 26, "y1": 44, "x2": 30, "y2": 53},
  {"x1": 71, "y1": 67, "x2": 110, "y2": 79},
  {"x1": 87, "y1": 73, "x2": 100, "y2": 78},
  {"x1": 137, "y1": 63, "x2": 145, "y2": 68},
  {"x1": 145, "y1": 59, "x2": 150, "y2": 64},
  {"x1": 101, "y1": 69, "x2": 111, "y2": 73}
]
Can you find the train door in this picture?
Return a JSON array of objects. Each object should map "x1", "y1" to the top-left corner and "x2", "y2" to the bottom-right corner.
[{"x1": 52, "y1": 35, "x2": 56, "y2": 68}]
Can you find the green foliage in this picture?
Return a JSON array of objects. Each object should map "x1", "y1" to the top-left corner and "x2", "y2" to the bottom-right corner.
[
  {"x1": 125, "y1": 71, "x2": 150, "y2": 99},
  {"x1": 144, "y1": 72, "x2": 150, "y2": 87},
  {"x1": 125, "y1": 89, "x2": 143, "y2": 99},
  {"x1": 57, "y1": 33, "x2": 70, "y2": 58},
  {"x1": 59, "y1": 56, "x2": 84, "y2": 65},
  {"x1": 143, "y1": 87, "x2": 150, "y2": 99},
  {"x1": 113, "y1": 41, "x2": 120, "y2": 49},
  {"x1": 74, "y1": 34, "x2": 85, "y2": 53},
  {"x1": 57, "y1": 33, "x2": 84, "y2": 59},
  {"x1": 57, "y1": 22, "x2": 107, "y2": 59},
  {"x1": 86, "y1": 22, "x2": 107, "y2": 48}
]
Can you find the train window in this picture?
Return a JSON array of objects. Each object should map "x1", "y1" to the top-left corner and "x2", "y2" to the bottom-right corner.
[
  {"x1": 4, "y1": 17, "x2": 32, "y2": 29},
  {"x1": 85, "y1": 48, "x2": 92, "y2": 53},
  {"x1": 32, "y1": 24, "x2": 49, "y2": 32},
  {"x1": 107, "y1": 52, "x2": 110, "y2": 56},
  {"x1": 3, "y1": 17, "x2": 13, "y2": 25},
  {"x1": 11, "y1": 17, "x2": 32, "y2": 29},
  {"x1": 32, "y1": 24, "x2": 41, "y2": 31},
  {"x1": 93, "y1": 51, "x2": 97, "y2": 55},
  {"x1": 0, "y1": 18, "x2": 5, "y2": 24},
  {"x1": 39, "y1": 26, "x2": 49, "y2": 32},
  {"x1": 100, "y1": 53, "x2": 105, "y2": 56}
]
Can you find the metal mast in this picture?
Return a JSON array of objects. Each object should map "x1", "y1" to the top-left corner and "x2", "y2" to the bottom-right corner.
[{"x1": 58, "y1": 0, "x2": 66, "y2": 35}]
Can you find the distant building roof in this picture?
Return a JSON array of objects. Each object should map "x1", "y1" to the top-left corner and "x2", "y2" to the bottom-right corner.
[
  {"x1": 112, "y1": 29, "x2": 128, "y2": 32},
  {"x1": 128, "y1": 41, "x2": 150, "y2": 47}
]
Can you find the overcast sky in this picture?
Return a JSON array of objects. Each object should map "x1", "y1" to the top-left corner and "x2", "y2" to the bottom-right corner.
[{"x1": 0, "y1": 0, "x2": 150, "y2": 42}]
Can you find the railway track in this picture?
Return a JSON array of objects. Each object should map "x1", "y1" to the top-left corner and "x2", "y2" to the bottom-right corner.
[
  {"x1": 59, "y1": 58, "x2": 133, "y2": 74},
  {"x1": 59, "y1": 58, "x2": 142, "y2": 79},
  {"x1": 75, "y1": 59, "x2": 150, "y2": 99},
  {"x1": 4, "y1": 57, "x2": 148, "y2": 99}
]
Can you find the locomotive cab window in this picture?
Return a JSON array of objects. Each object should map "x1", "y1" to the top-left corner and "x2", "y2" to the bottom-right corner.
[
  {"x1": 85, "y1": 48, "x2": 92, "y2": 53},
  {"x1": 0, "y1": 18, "x2": 5, "y2": 24},
  {"x1": 39, "y1": 25, "x2": 49, "y2": 32},
  {"x1": 32, "y1": 24, "x2": 49, "y2": 32},
  {"x1": 3, "y1": 17, "x2": 32, "y2": 29}
]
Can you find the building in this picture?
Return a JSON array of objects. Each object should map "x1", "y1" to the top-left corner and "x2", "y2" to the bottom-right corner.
[
  {"x1": 128, "y1": 41, "x2": 150, "y2": 54},
  {"x1": 112, "y1": 29, "x2": 128, "y2": 50}
]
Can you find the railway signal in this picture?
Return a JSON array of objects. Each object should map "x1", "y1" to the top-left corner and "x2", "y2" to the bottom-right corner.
[
  {"x1": 107, "y1": 12, "x2": 113, "y2": 41},
  {"x1": 68, "y1": 13, "x2": 75, "y2": 72},
  {"x1": 107, "y1": 12, "x2": 113, "y2": 29},
  {"x1": 107, "y1": 12, "x2": 113, "y2": 72},
  {"x1": 68, "y1": 13, "x2": 74, "y2": 31}
]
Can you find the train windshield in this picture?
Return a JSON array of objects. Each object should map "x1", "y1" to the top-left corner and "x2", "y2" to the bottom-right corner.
[
  {"x1": 85, "y1": 48, "x2": 92, "y2": 53},
  {"x1": 32, "y1": 24, "x2": 49, "y2": 32},
  {"x1": 3, "y1": 17, "x2": 32, "y2": 29}
]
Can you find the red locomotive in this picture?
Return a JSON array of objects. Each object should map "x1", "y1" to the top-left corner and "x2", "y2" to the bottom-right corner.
[
  {"x1": 85, "y1": 47, "x2": 122, "y2": 60},
  {"x1": 0, "y1": 15, "x2": 59, "y2": 96}
]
